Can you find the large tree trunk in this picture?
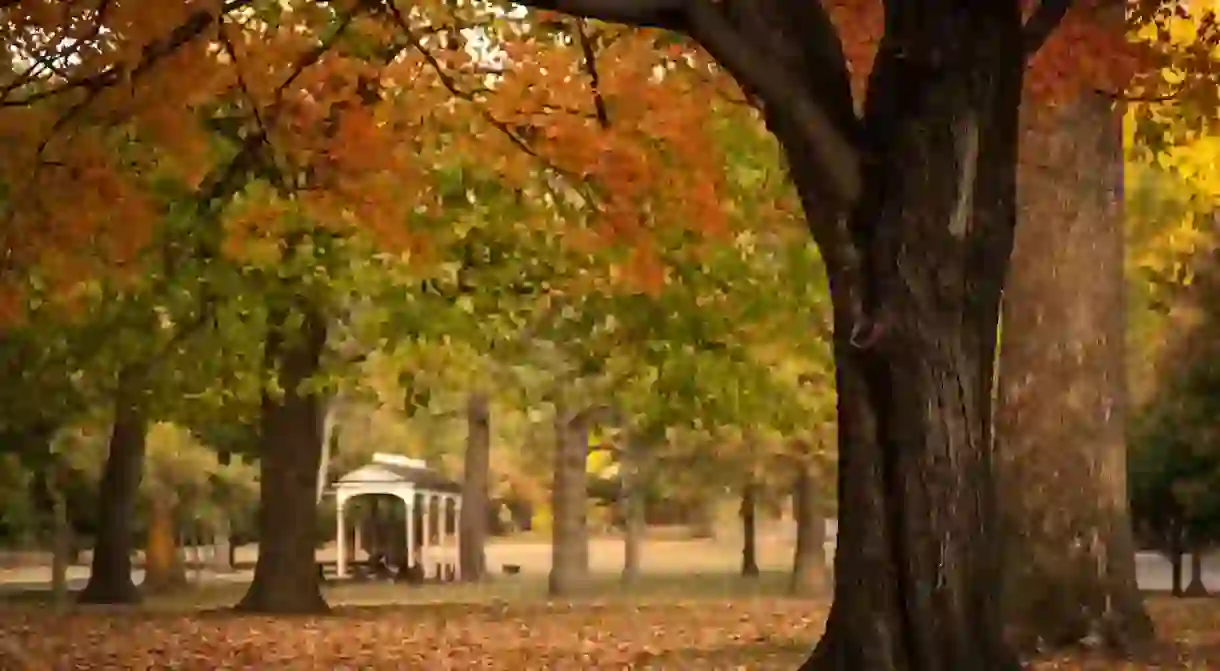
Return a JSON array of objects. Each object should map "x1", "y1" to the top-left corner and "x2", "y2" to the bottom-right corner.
[
  {"x1": 142, "y1": 496, "x2": 186, "y2": 594},
  {"x1": 507, "y1": 1, "x2": 1028, "y2": 667},
  {"x1": 740, "y1": 480, "x2": 760, "y2": 578},
  {"x1": 79, "y1": 369, "x2": 147, "y2": 604},
  {"x1": 788, "y1": 9, "x2": 1026, "y2": 670},
  {"x1": 236, "y1": 304, "x2": 329, "y2": 614},
  {"x1": 620, "y1": 436, "x2": 644, "y2": 586},
  {"x1": 460, "y1": 391, "x2": 490, "y2": 582},
  {"x1": 996, "y1": 89, "x2": 1153, "y2": 652},
  {"x1": 548, "y1": 406, "x2": 588, "y2": 596},
  {"x1": 790, "y1": 466, "x2": 826, "y2": 596}
]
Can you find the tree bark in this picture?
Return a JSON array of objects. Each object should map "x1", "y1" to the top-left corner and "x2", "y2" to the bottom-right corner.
[
  {"x1": 235, "y1": 304, "x2": 329, "y2": 614},
  {"x1": 1171, "y1": 551, "x2": 1184, "y2": 596},
  {"x1": 79, "y1": 368, "x2": 147, "y2": 605},
  {"x1": 790, "y1": 466, "x2": 826, "y2": 596},
  {"x1": 1169, "y1": 529, "x2": 1185, "y2": 597},
  {"x1": 621, "y1": 436, "x2": 645, "y2": 585},
  {"x1": 49, "y1": 473, "x2": 71, "y2": 612},
  {"x1": 142, "y1": 496, "x2": 186, "y2": 594},
  {"x1": 460, "y1": 391, "x2": 491, "y2": 582},
  {"x1": 315, "y1": 396, "x2": 334, "y2": 505},
  {"x1": 210, "y1": 515, "x2": 234, "y2": 573},
  {"x1": 996, "y1": 90, "x2": 1153, "y2": 652},
  {"x1": 740, "y1": 480, "x2": 760, "y2": 578},
  {"x1": 791, "y1": 9, "x2": 1026, "y2": 670},
  {"x1": 548, "y1": 406, "x2": 589, "y2": 596},
  {"x1": 689, "y1": 496, "x2": 715, "y2": 539},
  {"x1": 1185, "y1": 549, "x2": 1208, "y2": 597}
]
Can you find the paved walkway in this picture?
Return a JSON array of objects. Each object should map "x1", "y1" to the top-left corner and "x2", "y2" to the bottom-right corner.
[{"x1": 1, "y1": 539, "x2": 1216, "y2": 594}]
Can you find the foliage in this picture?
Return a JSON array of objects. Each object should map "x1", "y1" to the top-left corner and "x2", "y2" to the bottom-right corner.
[
  {"x1": 0, "y1": 0, "x2": 730, "y2": 325},
  {"x1": 1124, "y1": 17, "x2": 1220, "y2": 548},
  {"x1": 1130, "y1": 270, "x2": 1220, "y2": 552},
  {"x1": 142, "y1": 423, "x2": 259, "y2": 527},
  {"x1": 1130, "y1": 412, "x2": 1220, "y2": 552}
]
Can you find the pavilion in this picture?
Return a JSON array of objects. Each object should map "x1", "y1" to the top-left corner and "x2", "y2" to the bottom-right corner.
[{"x1": 328, "y1": 452, "x2": 463, "y2": 581}]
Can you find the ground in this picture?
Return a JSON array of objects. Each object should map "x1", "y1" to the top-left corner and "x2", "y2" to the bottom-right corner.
[
  {"x1": 2, "y1": 537, "x2": 1220, "y2": 669},
  {"x1": 4, "y1": 579, "x2": 1220, "y2": 669}
]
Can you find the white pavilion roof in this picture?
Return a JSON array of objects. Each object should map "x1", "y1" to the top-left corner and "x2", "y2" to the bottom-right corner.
[{"x1": 332, "y1": 453, "x2": 461, "y2": 494}]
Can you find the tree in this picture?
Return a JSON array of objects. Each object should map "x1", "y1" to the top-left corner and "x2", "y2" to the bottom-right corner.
[
  {"x1": 789, "y1": 453, "x2": 832, "y2": 596},
  {"x1": 1130, "y1": 414, "x2": 1220, "y2": 597},
  {"x1": 739, "y1": 474, "x2": 760, "y2": 578},
  {"x1": 618, "y1": 432, "x2": 646, "y2": 585},
  {"x1": 496, "y1": 2, "x2": 1178, "y2": 667},
  {"x1": 79, "y1": 368, "x2": 149, "y2": 603},
  {"x1": 460, "y1": 391, "x2": 491, "y2": 582},
  {"x1": 548, "y1": 400, "x2": 592, "y2": 595},
  {"x1": 1, "y1": 277, "x2": 194, "y2": 604},
  {"x1": 233, "y1": 269, "x2": 331, "y2": 614},
  {"x1": 995, "y1": 90, "x2": 1152, "y2": 649},
  {"x1": 995, "y1": 5, "x2": 1220, "y2": 649},
  {"x1": 1130, "y1": 236, "x2": 1220, "y2": 599}
]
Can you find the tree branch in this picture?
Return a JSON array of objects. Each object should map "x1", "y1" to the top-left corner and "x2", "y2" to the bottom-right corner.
[
  {"x1": 685, "y1": 1, "x2": 859, "y2": 205},
  {"x1": 511, "y1": 0, "x2": 687, "y2": 31},
  {"x1": 575, "y1": 18, "x2": 611, "y2": 128},
  {"x1": 514, "y1": 0, "x2": 861, "y2": 205},
  {"x1": 1022, "y1": 0, "x2": 1075, "y2": 55},
  {"x1": 4, "y1": 0, "x2": 253, "y2": 108},
  {"x1": 386, "y1": 3, "x2": 586, "y2": 190}
]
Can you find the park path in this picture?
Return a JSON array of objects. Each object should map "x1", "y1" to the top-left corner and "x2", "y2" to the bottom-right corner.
[{"x1": 1, "y1": 537, "x2": 1217, "y2": 594}]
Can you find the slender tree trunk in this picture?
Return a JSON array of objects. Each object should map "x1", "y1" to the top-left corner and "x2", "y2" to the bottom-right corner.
[
  {"x1": 79, "y1": 369, "x2": 147, "y2": 604},
  {"x1": 142, "y1": 496, "x2": 186, "y2": 594},
  {"x1": 1169, "y1": 528, "x2": 1185, "y2": 597},
  {"x1": 548, "y1": 406, "x2": 588, "y2": 596},
  {"x1": 1170, "y1": 551, "x2": 1184, "y2": 596},
  {"x1": 315, "y1": 397, "x2": 334, "y2": 505},
  {"x1": 1185, "y1": 548, "x2": 1208, "y2": 596},
  {"x1": 210, "y1": 515, "x2": 234, "y2": 573},
  {"x1": 790, "y1": 9, "x2": 1025, "y2": 670},
  {"x1": 996, "y1": 89, "x2": 1153, "y2": 652},
  {"x1": 236, "y1": 304, "x2": 329, "y2": 614},
  {"x1": 689, "y1": 496, "x2": 715, "y2": 539},
  {"x1": 740, "y1": 480, "x2": 760, "y2": 578},
  {"x1": 460, "y1": 391, "x2": 491, "y2": 582},
  {"x1": 790, "y1": 466, "x2": 826, "y2": 596},
  {"x1": 49, "y1": 474, "x2": 71, "y2": 612},
  {"x1": 621, "y1": 435, "x2": 645, "y2": 585}
]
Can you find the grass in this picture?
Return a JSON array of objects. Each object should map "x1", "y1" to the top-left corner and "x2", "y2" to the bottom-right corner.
[{"x1": 0, "y1": 569, "x2": 799, "y2": 612}]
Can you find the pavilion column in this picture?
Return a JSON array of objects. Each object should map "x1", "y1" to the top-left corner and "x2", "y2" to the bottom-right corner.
[
  {"x1": 336, "y1": 495, "x2": 348, "y2": 578},
  {"x1": 405, "y1": 492, "x2": 416, "y2": 570},
  {"x1": 421, "y1": 492, "x2": 433, "y2": 576},
  {"x1": 439, "y1": 495, "x2": 451, "y2": 581},
  {"x1": 453, "y1": 496, "x2": 462, "y2": 581}
]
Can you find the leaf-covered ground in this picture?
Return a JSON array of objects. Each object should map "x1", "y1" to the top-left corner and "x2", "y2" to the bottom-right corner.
[{"x1": 2, "y1": 587, "x2": 1220, "y2": 669}]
